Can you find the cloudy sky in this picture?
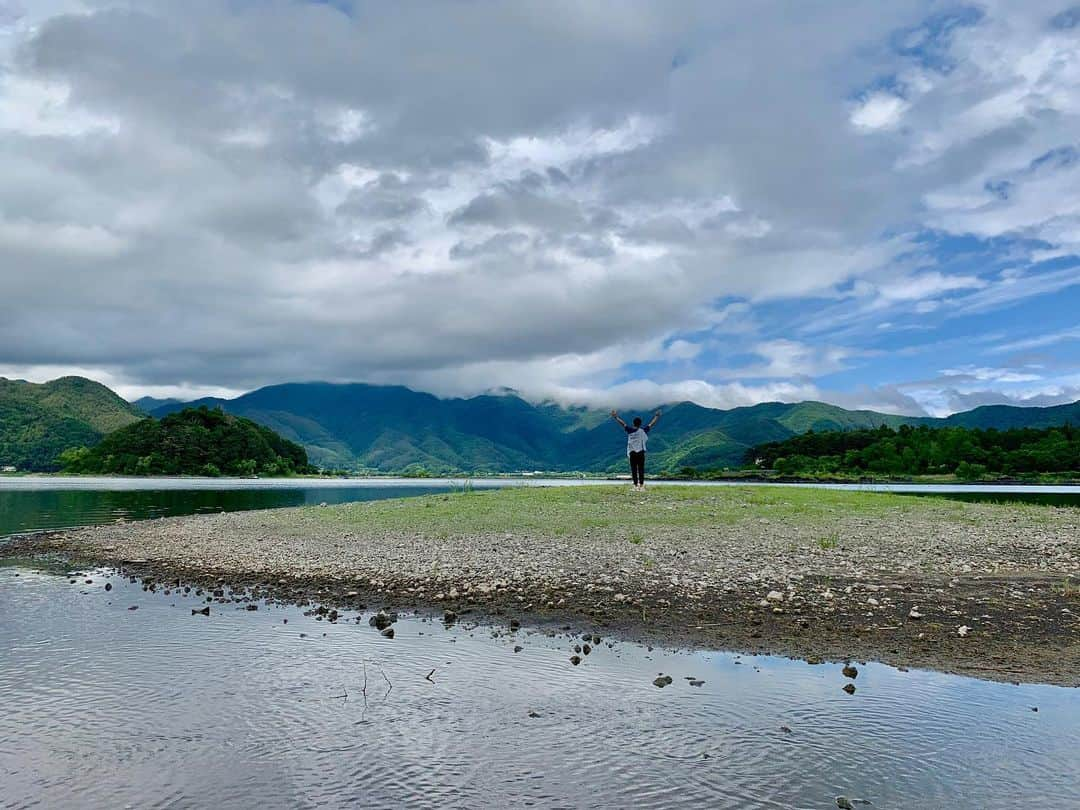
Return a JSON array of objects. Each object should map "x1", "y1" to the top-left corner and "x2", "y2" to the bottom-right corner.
[{"x1": 1, "y1": 0, "x2": 1078, "y2": 415}]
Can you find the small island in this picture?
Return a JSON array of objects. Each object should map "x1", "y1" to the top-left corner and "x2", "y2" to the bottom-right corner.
[{"x1": 58, "y1": 406, "x2": 315, "y2": 477}]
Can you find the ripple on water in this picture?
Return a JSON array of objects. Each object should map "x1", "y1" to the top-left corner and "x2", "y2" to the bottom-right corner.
[{"x1": 1, "y1": 566, "x2": 1078, "y2": 810}]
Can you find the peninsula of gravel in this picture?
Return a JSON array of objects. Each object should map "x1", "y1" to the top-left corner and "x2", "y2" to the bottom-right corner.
[{"x1": 6, "y1": 486, "x2": 1078, "y2": 685}]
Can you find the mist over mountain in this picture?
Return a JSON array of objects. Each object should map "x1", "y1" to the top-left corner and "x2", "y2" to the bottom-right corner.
[{"x1": 143, "y1": 381, "x2": 1080, "y2": 474}]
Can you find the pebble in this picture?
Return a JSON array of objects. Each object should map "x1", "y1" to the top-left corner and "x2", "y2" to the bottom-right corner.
[
  {"x1": 652, "y1": 675, "x2": 674, "y2": 688},
  {"x1": 842, "y1": 684, "x2": 856, "y2": 695},
  {"x1": 842, "y1": 664, "x2": 858, "y2": 679}
]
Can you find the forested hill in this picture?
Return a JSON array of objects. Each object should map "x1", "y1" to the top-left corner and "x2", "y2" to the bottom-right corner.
[
  {"x1": 145, "y1": 381, "x2": 1080, "y2": 474},
  {"x1": 60, "y1": 407, "x2": 313, "y2": 477},
  {"x1": 0, "y1": 377, "x2": 143, "y2": 471}
]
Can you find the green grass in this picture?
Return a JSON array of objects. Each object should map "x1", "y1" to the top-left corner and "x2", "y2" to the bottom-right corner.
[
  {"x1": 816, "y1": 532, "x2": 840, "y2": 550},
  {"x1": 285, "y1": 484, "x2": 1038, "y2": 540}
]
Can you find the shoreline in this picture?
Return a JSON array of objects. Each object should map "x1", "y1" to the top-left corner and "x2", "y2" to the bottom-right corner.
[
  {"x1": 4, "y1": 471, "x2": 1080, "y2": 487},
  {"x1": 3, "y1": 485, "x2": 1078, "y2": 686}
]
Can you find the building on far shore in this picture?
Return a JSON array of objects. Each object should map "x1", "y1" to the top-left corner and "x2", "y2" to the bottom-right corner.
[{"x1": 1, "y1": 465, "x2": 16, "y2": 473}]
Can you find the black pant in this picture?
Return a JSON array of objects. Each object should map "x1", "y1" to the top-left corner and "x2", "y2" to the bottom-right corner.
[{"x1": 628, "y1": 451, "x2": 646, "y2": 486}]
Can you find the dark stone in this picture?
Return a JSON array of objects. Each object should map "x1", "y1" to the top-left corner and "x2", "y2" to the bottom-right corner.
[
  {"x1": 842, "y1": 684, "x2": 856, "y2": 695},
  {"x1": 653, "y1": 675, "x2": 674, "y2": 688},
  {"x1": 388, "y1": 611, "x2": 399, "y2": 623},
  {"x1": 85, "y1": 579, "x2": 93, "y2": 584},
  {"x1": 128, "y1": 606, "x2": 138, "y2": 611},
  {"x1": 836, "y1": 798, "x2": 855, "y2": 810},
  {"x1": 842, "y1": 664, "x2": 858, "y2": 679},
  {"x1": 582, "y1": 644, "x2": 591, "y2": 655},
  {"x1": 380, "y1": 627, "x2": 395, "y2": 639},
  {"x1": 104, "y1": 583, "x2": 112, "y2": 592},
  {"x1": 688, "y1": 679, "x2": 705, "y2": 687},
  {"x1": 513, "y1": 645, "x2": 523, "y2": 653},
  {"x1": 191, "y1": 606, "x2": 210, "y2": 616},
  {"x1": 570, "y1": 655, "x2": 582, "y2": 665},
  {"x1": 370, "y1": 612, "x2": 392, "y2": 630},
  {"x1": 528, "y1": 711, "x2": 541, "y2": 718},
  {"x1": 245, "y1": 604, "x2": 258, "y2": 611},
  {"x1": 574, "y1": 644, "x2": 582, "y2": 654},
  {"x1": 510, "y1": 619, "x2": 520, "y2": 631},
  {"x1": 780, "y1": 725, "x2": 792, "y2": 733},
  {"x1": 443, "y1": 610, "x2": 457, "y2": 625}
]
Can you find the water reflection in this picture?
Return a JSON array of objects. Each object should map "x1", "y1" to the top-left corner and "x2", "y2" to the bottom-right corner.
[
  {"x1": 1, "y1": 566, "x2": 1076, "y2": 809},
  {"x1": 0, "y1": 485, "x2": 452, "y2": 538}
]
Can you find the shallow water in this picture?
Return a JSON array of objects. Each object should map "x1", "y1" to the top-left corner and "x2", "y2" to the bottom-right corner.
[{"x1": 1, "y1": 565, "x2": 1077, "y2": 809}]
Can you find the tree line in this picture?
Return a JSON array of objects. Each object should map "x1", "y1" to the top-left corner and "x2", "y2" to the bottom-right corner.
[{"x1": 747, "y1": 423, "x2": 1079, "y2": 479}]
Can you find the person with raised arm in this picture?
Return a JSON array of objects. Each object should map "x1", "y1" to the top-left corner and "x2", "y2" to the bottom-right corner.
[{"x1": 610, "y1": 409, "x2": 661, "y2": 491}]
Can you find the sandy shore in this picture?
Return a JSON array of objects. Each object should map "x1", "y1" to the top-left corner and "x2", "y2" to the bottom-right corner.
[{"x1": 4, "y1": 486, "x2": 1078, "y2": 685}]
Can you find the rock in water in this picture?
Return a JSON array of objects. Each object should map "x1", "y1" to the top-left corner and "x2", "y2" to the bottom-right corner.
[
  {"x1": 570, "y1": 655, "x2": 582, "y2": 666},
  {"x1": 842, "y1": 684, "x2": 856, "y2": 695},
  {"x1": 842, "y1": 664, "x2": 858, "y2": 679},
  {"x1": 443, "y1": 610, "x2": 457, "y2": 625},
  {"x1": 652, "y1": 675, "x2": 674, "y2": 688},
  {"x1": 191, "y1": 606, "x2": 210, "y2": 616},
  {"x1": 370, "y1": 612, "x2": 392, "y2": 630},
  {"x1": 104, "y1": 583, "x2": 112, "y2": 592},
  {"x1": 836, "y1": 798, "x2": 855, "y2": 810},
  {"x1": 380, "y1": 627, "x2": 395, "y2": 639}
]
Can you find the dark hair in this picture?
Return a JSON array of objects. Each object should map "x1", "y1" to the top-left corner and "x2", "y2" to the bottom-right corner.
[{"x1": 633, "y1": 417, "x2": 642, "y2": 427}]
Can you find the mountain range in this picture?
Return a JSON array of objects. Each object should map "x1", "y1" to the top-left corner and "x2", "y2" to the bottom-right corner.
[
  {"x1": 142, "y1": 381, "x2": 1080, "y2": 474},
  {"x1": 3, "y1": 376, "x2": 1078, "y2": 473}
]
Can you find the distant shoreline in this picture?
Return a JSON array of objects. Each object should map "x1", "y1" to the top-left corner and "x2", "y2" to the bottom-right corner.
[
  {"x1": 4, "y1": 471, "x2": 1080, "y2": 487},
  {"x1": 6, "y1": 485, "x2": 1077, "y2": 686}
]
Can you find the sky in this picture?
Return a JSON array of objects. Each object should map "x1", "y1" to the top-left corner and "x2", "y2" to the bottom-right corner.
[{"x1": 1, "y1": 0, "x2": 1078, "y2": 416}]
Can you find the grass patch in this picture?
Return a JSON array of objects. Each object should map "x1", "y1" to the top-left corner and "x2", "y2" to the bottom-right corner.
[
  {"x1": 817, "y1": 533, "x2": 840, "y2": 550},
  {"x1": 284, "y1": 484, "x2": 1038, "y2": 540}
]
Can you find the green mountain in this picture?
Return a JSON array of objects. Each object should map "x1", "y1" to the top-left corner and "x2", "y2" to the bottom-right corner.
[
  {"x1": 941, "y1": 401, "x2": 1080, "y2": 430},
  {"x1": 0, "y1": 377, "x2": 143, "y2": 471},
  {"x1": 61, "y1": 406, "x2": 313, "y2": 477},
  {"x1": 146, "y1": 381, "x2": 1080, "y2": 474},
  {"x1": 132, "y1": 396, "x2": 182, "y2": 413},
  {"x1": 8, "y1": 375, "x2": 1077, "y2": 475}
]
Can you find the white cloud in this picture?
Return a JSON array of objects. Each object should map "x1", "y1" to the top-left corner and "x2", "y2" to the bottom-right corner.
[
  {"x1": 850, "y1": 92, "x2": 909, "y2": 131},
  {"x1": 0, "y1": 0, "x2": 1075, "y2": 417}
]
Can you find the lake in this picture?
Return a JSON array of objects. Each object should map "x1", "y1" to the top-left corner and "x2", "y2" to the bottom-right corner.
[
  {"x1": 1, "y1": 563, "x2": 1077, "y2": 809},
  {"x1": 2, "y1": 477, "x2": 1078, "y2": 808}
]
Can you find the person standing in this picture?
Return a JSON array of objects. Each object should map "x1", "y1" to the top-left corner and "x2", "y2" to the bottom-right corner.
[{"x1": 610, "y1": 409, "x2": 661, "y2": 490}]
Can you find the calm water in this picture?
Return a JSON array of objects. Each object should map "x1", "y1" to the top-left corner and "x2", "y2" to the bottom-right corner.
[
  {"x1": 1, "y1": 564, "x2": 1077, "y2": 809},
  {"x1": 0, "y1": 480, "x2": 465, "y2": 538}
]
